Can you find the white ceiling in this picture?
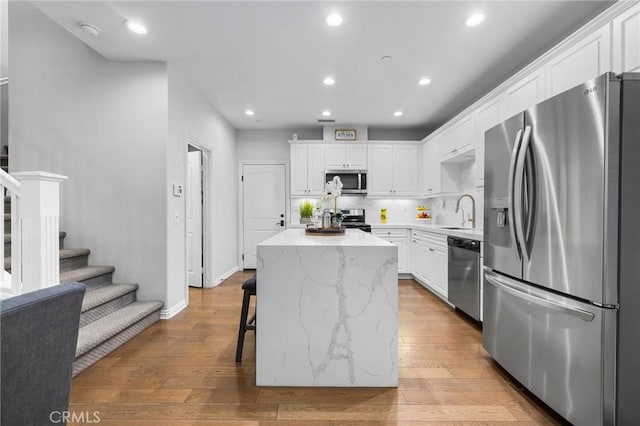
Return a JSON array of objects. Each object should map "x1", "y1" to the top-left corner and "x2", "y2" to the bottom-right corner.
[{"x1": 32, "y1": 1, "x2": 613, "y2": 132}]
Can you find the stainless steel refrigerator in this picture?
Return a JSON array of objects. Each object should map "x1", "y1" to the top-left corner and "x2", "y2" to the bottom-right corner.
[{"x1": 483, "y1": 72, "x2": 639, "y2": 425}]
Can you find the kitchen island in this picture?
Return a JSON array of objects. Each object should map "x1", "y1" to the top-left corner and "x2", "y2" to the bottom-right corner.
[{"x1": 256, "y1": 229, "x2": 398, "y2": 387}]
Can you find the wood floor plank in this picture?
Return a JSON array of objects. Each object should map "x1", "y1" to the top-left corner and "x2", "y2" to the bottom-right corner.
[
  {"x1": 69, "y1": 276, "x2": 562, "y2": 425},
  {"x1": 276, "y1": 403, "x2": 517, "y2": 422}
]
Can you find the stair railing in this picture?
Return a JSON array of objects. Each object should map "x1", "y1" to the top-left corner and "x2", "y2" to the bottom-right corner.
[
  {"x1": 0, "y1": 171, "x2": 68, "y2": 298},
  {"x1": 0, "y1": 169, "x2": 22, "y2": 297}
]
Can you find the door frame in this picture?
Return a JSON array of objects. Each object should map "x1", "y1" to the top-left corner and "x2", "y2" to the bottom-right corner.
[
  {"x1": 238, "y1": 160, "x2": 290, "y2": 270},
  {"x1": 184, "y1": 138, "x2": 212, "y2": 295}
]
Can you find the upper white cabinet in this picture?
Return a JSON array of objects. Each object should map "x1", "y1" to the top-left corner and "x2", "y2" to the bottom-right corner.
[
  {"x1": 368, "y1": 144, "x2": 418, "y2": 197},
  {"x1": 474, "y1": 98, "x2": 502, "y2": 187},
  {"x1": 613, "y1": 3, "x2": 640, "y2": 73},
  {"x1": 324, "y1": 144, "x2": 367, "y2": 170},
  {"x1": 421, "y1": 137, "x2": 441, "y2": 196},
  {"x1": 290, "y1": 144, "x2": 325, "y2": 196},
  {"x1": 440, "y1": 113, "x2": 475, "y2": 162},
  {"x1": 546, "y1": 24, "x2": 612, "y2": 97},
  {"x1": 501, "y1": 67, "x2": 546, "y2": 120}
]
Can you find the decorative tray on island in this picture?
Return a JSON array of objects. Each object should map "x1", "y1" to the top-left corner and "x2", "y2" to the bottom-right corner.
[{"x1": 305, "y1": 226, "x2": 346, "y2": 235}]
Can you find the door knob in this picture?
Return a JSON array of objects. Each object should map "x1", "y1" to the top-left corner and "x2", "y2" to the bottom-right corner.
[{"x1": 277, "y1": 220, "x2": 285, "y2": 226}]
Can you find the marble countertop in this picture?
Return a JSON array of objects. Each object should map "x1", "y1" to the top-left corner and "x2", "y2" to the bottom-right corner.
[
  {"x1": 288, "y1": 222, "x2": 484, "y2": 241},
  {"x1": 259, "y1": 228, "x2": 395, "y2": 247}
]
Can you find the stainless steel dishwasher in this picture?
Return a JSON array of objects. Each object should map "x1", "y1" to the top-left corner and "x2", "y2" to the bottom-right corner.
[{"x1": 447, "y1": 236, "x2": 481, "y2": 321}]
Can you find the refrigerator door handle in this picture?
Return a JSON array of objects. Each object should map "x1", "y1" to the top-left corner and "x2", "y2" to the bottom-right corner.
[
  {"x1": 507, "y1": 128, "x2": 523, "y2": 260},
  {"x1": 484, "y1": 268, "x2": 596, "y2": 322},
  {"x1": 514, "y1": 126, "x2": 532, "y2": 262}
]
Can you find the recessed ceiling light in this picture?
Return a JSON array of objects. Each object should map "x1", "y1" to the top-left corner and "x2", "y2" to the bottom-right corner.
[
  {"x1": 326, "y1": 14, "x2": 343, "y2": 27},
  {"x1": 380, "y1": 56, "x2": 392, "y2": 63},
  {"x1": 245, "y1": 110, "x2": 255, "y2": 116},
  {"x1": 79, "y1": 23, "x2": 101, "y2": 37},
  {"x1": 323, "y1": 77, "x2": 335, "y2": 86},
  {"x1": 322, "y1": 110, "x2": 332, "y2": 117},
  {"x1": 124, "y1": 20, "x2": 147, "y2": 35},
  {"x1": 418, "y1": 77, "x2": 432, "y2": 86},
  {"x1": 465, "y1": 13, "x2": 485, "y2": 27},
  {"x1": 393, "y1": 111, "x2": 403, "y2": 117}
]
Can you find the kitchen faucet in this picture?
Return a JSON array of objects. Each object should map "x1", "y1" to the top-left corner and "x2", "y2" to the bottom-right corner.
[{"x1": 455, "y1": 194, "x2": 476, "y2": 228}]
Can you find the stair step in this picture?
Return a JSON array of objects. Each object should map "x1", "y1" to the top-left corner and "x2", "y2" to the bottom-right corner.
[
  {"x1": 60, "y1": 265, "x2": 115, "y2": 289},
  {"x1": 4, "y1": 231, "x2": 66, "y2": 255},
  {"x1": 59, "y1": 248, "x2": 91, "y2": 272},
  {"x1": 73, "y1": 301, "x2": 163, "y2": 376},
  {"x1": 4, "y1": 248, "x2": 91, "y2": 272},
  {"x1": 80, "y1": 283, "x2": 139, "y2": 327}
]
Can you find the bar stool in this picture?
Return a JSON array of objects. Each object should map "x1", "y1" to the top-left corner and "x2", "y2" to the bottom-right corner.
[{"x1": 235, "y1": 274, "x2": 256, "y2": 362}]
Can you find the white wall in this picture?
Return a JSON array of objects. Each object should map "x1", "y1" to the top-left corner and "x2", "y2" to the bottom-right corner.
[
  {"x1": 168, "y1": 66, "x2": 237, "y2": 304},
  {"x1": 236, "y1": 128, "x2": 321, "y2": 163},
  {"x1": 9, "y1": 2, "x2": 169, "y2": 304}
]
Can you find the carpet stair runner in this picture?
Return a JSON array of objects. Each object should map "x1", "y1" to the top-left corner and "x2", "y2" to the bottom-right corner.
[{"x1": 4, "y1": 195, "x2": 163, "y2": 376}]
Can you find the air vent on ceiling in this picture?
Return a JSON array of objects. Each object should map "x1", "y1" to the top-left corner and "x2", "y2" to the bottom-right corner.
[{"x1": 317, "y1": 119, "x2": 336, "y2": 123}]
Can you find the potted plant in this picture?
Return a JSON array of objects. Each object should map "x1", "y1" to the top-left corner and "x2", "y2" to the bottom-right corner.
[{"x1": 299, "y1": 200, "x2": 314, "y2": 224}]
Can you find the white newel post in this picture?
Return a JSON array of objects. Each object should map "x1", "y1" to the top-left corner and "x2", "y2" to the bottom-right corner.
[{"x1": 12, "y1": 171, "x2": 68, "y2": 293}]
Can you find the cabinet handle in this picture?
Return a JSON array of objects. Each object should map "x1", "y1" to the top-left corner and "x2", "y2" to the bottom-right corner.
[{"x1": 428, "y1": 248, "x2": 435, "y2": 252}]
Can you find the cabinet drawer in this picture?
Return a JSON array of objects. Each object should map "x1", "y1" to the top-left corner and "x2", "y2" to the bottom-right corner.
[
  {"x1": 373, "y1": 229, "x2": 408, "y2": 239},
  {"x1": 412, "y1": 230, "x2": 447, "y2": 247}
]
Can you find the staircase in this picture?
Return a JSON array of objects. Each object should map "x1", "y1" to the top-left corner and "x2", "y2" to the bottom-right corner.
[{"x1": 3, "y1": 194, "x2": 164, "y2": 377}]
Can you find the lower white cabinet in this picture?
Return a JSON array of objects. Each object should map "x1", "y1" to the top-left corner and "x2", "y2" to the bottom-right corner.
[
  {"x1": 410, "y1": 230, "x2": 448, "y2": 298},
  {"x1": 372, "y1": 228, "x2": 410, "y2": 274}
]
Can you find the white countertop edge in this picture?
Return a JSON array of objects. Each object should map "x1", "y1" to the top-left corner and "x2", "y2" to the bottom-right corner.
[
  {"x1": 259, "y1": 228, "x2": 396, "y2": 247},
  {"x1": 287, "y1": 222, "x2": 483, "y2": 241}
]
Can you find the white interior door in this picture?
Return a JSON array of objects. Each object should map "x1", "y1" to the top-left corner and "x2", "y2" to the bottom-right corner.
[
  {"x1": 242, "y1": 164, "x2": 286, "y2": 269},
  {"x1": 187, "y1": 150, "x2": 203, "y2": 287}
]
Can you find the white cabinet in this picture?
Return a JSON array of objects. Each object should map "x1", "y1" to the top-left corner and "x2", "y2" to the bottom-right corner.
[
  {"x1": 367, "y1": 144, "x2": 418, "y2": 197},
  {"x1": 290, "y1": 144, "x2": 325, "y2": 196},
  {"x1": 440, "y1": 114, "x2": 475, "y2": 163},
  {"x1": 613, "y1": 3, "x2": 640, "y2": 73},
  {"x1": 372, "y1": 228, "x2": 410, "y2": 274},
  {"x1": 546, "y1": 23, "x2": 612, "y2": 98},
  {"x1": 411, "y1": 230, "x2": 448, "y2": 298},
  {"x1": 421, "y1": 131, "x2": 462, "y2": 197},
  {"x1": 501, "y1": 67, "x2": 546, "y2": 120},
  {"x1": 324, "y1": 144, "x2": 367, "y2": 170},
  {"x1": 421, "y1": 138, "x2": 441, "y2": 196},
  {"x1": 474, "y1": 98, "x2": 502, "y2": 187}
]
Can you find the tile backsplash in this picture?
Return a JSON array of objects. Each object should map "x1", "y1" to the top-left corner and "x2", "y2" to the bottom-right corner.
[{"x1": 291, "y1": 192, "x2": 484, "y2": 227}]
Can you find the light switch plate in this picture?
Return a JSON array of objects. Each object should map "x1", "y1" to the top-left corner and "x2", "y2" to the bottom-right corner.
[{"x1": 173, "y1": 184, "x2": 184, "y2": 197}]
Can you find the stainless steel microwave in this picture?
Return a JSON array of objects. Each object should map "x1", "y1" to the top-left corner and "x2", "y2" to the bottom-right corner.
[{"x1": 325, "y1": 170, "x2": 367, "y2": 194}]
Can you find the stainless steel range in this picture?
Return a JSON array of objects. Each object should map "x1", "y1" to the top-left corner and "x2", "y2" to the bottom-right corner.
[{"x1": 340, "y1": 209, "x2": 371, "y2": 233}]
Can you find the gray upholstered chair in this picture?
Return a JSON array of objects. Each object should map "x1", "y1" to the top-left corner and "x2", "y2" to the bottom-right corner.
[{"x1": 1, "y1": 282, "x2": 86, "y2": 425}]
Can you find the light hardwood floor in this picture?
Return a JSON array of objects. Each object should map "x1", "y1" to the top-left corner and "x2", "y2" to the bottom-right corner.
[{"x1": 69, "y1": 271, "x2": 564, "y2": 425}]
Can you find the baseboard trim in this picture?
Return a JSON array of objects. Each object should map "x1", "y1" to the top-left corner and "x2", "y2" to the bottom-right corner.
[
  {"x1": 210, "y1": 265, "x2": 239, "y2": 287},
  {"x1": 160, "y1": 299, "x2": 187, "y2": 319}
]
